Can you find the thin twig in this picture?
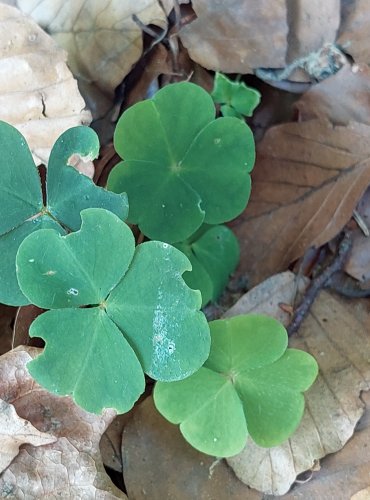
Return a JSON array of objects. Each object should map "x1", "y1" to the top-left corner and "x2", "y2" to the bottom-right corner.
[
  {"x1": 287, "y1": 231, "x2": 353, "y2": 337},
  {"x1": 131, "y1": 14, "x2": 168, "y2": 54}
]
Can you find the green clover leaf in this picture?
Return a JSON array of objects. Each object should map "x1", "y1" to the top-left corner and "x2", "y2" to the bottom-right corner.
[
  {"x1": 16, "y1": 208, "x2": 210, "y2": 413},
  {"x1": 107, "y1": 82, "x2": 255, "y2": 243},
  {"x1": 175, "y1": 225, "x2": 240, "y2": 306},
  {"x1": 211, "y1": 73, "x2": 261, "y2": 119},
  {"x1": 154, "y1": 315, "x2": 318, "y2": 457},
  {"x1": 0, "y1": 122, "x2": 128, "y2": 306}
]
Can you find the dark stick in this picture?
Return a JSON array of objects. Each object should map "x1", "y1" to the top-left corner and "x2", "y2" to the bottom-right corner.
[{"x1": 287, "y1": 231, "x2": 353, "y2": 337}]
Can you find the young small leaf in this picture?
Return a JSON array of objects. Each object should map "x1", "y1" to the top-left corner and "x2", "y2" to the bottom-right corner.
[
  {"x1": 0, "y1": 122, "x2": 128, "y2": 306},
  {"x1": 154, "y1": 315, "x2": 318, "y2": 457},
  {"x1": 16, "y1": 209, "x2": 210, "y2": 413},
  {"x1": 175, "y1": 225, "x2": 240, "y2": 306},
  {"x1": 211, "y1": 73, "x2": 261, "y2": 119},
  {"x1": 108, "y1": 82, "x2": 255, "y2": 243}
]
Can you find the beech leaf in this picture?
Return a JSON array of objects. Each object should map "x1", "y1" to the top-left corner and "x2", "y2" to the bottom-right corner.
[
  {"x1": 233, "y1": 119, "x2": 370, "y2": 286},
  {"x1": 0, "y1": 4, "x2": 91, "y2": 165}
]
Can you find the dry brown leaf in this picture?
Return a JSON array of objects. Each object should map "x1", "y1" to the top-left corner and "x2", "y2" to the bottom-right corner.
[
  {"x1": 284, "y1": 390, "x2": 370, "y2": 499},
  {"x1": 12, "y1": 305, "x2": 44, "y2": 349},
  {"x1": 233, "y1": 119, "x2": 370, "y2": 286},
  {"x1": 179, "y1": 1, "x2": 342, "y2": 77},
  {"x1": 100, "y1": 414, "x2": 131, "y2": 473},
  {"x1": 0, "y1": 398, "x2": 55, "y2": 473},
  {"x1": 286, "y1": 0, "x2": 340, "y2": 63},
  {"x1": 0, "y1": 305, "x2": 15, "y2": 356},
  {"x1": 122, "y1": 396, "x2": 259, "y2": 500},
  {"x1": 0, "y1": 347, "x2": 126, "y2": 499},
  {"x1": 345, "y1": 187, "x2": 370, "y2": 282},
  {"x1": 179, "y1": 0, "x2": 288, "y2": 73},
  {"x1": 124, "y1": 44, "x2": 171, "y2": 110},
  {"x1": 225, "y1": 272, "x2": 370, "y2": 495},
  {"x1": 337, "y1": 0, "x2": 370, "y2": 64},
  {"x1": 0, "y1": 4, "x2": 91, "y2": 166},
  {"x1": 345, "y1": 235, "x2": 370, "y2": 283},
  {"x1": 295, "y1": 62, "x2": 370, "y2": 125},
  {"x1": 225, "y1": 271, "x2": 308, "y2": 324},
  {"x1": 13, "y1": 0, "x2": 167, "y2": 119},
  {"x1": 352, "y1": 486, "x2": 370, "y2": 500}
]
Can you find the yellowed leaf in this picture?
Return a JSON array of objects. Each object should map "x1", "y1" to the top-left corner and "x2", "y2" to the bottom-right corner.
[
  {"x1": 233, "y1": 119, "x2": 370, "y2": 286},
  {"x1": 0, "y1": 398, "x2": 56, "y2": 472},
  {"x1": 0, "y1": 348, "x2": 126, "y2": 499},
  {"x1": 0, "y1": 4, "x2": 91, "y2": 166},
  {"x1": 14, "y1": 0, "x2": 167, "y2": 118},
  {"x1": 225, "y1": 273, "x2": 370, "y2": 495}
]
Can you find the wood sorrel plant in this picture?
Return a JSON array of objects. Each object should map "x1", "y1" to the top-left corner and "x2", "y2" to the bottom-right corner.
[{"x1": 0, "y1": 81, "x2": 318, "y2": 457}]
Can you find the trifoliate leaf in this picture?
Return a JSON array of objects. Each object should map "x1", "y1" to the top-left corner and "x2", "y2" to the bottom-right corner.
[
  {"x1": 28, "y1": 308, "x2": 144, "y2": 414},
  {"x1": 108, "y1": 82, "x2": 255, "y2": 243},
  {"x1": 175, "y1": 225, "x2": 240, "y2": 306},
  {"x1": 0, "y1": 121, "x2": 128, "y2": 306},
  {"x1": 211, "y1": 73, "x2": 261, "y2": 119},
  {"x1": 16, "y1": 208, "x2": 210, "y2": 413},
  {"x1": 154, "y1": 315, "x2": 318, "y2": 457}
]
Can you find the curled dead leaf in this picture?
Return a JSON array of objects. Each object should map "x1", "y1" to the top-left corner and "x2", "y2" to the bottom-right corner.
[{"x1": 0, "y1": 4, "x2": 91, "y2": 166}]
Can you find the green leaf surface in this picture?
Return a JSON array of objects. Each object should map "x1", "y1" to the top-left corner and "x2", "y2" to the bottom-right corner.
[
  {"x1": 0, "y1": 122, "x2": 128, "y2": 306},
  {"x1": 16, "y1": 209, "x2": 134, "y2": 309},
  {"x1": 154, "y1": 314, "x2": 318, "y2": 457},
  {"x1": 108, "y1": 82, "x2": 255, "y2": 243},
  {"x1": 154, "y1": 367, "x2": 247, "y2": 457},
  {"x1": 47, "y1": 127, "x2": 128, "y2": 231},
  {"x1": 0, "y1": 122, "x2": 43, "y2": 235},
  {"x1": 212, "y1": 73, "x2": 261, "y2": 119},
  {"x1": 106, "y1": 241, "x2": 210, "y2": 381},
  {"x1": 176, "y1": 225, "x2": 240, "y2": 306},
  {"x1": 16, "y1": 208, "x2": 210, "y2": 413},
  {"x1": 28, "y1": 308, "x2": 145, "y2": 414},
  {"x1": 235, "y1": 349, "x2": 317, "y2": 447},
  {"x1": 0, "y1": 217, "x2": 65, "y2": 306}
]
